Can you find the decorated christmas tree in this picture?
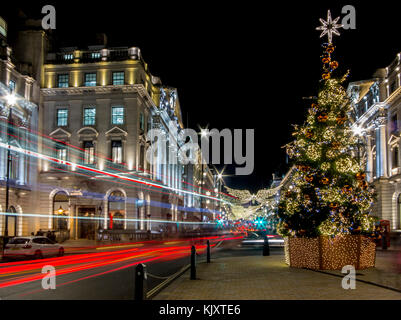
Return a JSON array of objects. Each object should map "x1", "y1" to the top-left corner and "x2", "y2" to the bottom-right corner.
[{"x1": 277, "y1": 12, "x2": 375, "y2": 239}]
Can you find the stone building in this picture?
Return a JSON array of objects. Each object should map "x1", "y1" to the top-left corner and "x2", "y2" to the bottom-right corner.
[
  {"x1": 0, "y1": 16, "x2": 40, "y2": 237},
  {"x1": 348, "y1": 51, "x2": 401, "y2": 231},
  {"x1": 0, "y1": 16, "x2": 219, "y2": 240}
]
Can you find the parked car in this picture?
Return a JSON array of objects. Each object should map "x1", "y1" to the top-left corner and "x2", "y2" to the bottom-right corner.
[{"x1": 2, "y1": 236, "x2": 64, "y2": 260}]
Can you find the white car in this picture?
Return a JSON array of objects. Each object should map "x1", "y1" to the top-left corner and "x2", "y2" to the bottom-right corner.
[{"x1": 2, "y1": 236, "x2": 64, "y2": 260}]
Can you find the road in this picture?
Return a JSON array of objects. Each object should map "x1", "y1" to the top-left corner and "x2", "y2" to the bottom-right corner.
[{"x1": 0, "y1": 234, "x2": 275, "y2": 300}]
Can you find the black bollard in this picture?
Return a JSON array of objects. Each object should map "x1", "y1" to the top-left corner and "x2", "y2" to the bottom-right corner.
[
  {"x1": 207, "y1": 240, "x2": 211, "y2": 263},
  {"x1": 382, "y1": 234, "x2": 388, "y2": 250},
  {"x1": 263, "y1": 236, "x2": 270, "y2": 256},
  {"x1": 134, "y1": 263, "x2": 147, "y2": 300},
  {"x1": 190, "y1": 245, "x2": 196, "y2": 280}
]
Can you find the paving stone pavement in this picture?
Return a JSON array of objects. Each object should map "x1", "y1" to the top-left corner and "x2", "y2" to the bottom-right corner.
[{"x1": 153, "y1": 253, "x2": 401, "y2": 300}]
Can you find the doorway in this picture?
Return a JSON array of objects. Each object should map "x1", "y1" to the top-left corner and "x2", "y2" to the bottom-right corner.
[
  {"x1": 7, "y1": 206, "x2": 17, "y2": 237},
  {"x1": 78, "y1": 207, "x2": 96, "y2": 239}
]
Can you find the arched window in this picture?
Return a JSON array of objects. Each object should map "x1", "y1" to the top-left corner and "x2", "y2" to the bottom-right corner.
[
  {"x1": 53, "y1": 192, "x2": 69, "y2": 230},
  {"x1": 108, "y1": 191, "x2": 125, "y2": 230},
  {"x1": 139, "y1": 144, "x2": 145, "y2": 170}
]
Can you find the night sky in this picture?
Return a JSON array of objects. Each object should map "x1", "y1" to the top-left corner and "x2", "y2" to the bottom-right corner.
[{"x1": 1, "y1": 2, "x2": 399, "y2": 192}]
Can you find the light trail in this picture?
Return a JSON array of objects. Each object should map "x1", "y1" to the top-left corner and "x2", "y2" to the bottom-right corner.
[
  {"x1": 0, "y1": 211, "x2": 217, "y2": 225},
  {"x1": 0, "y1": 123, "x2": 238, "y2": 201},
  {"x1": 0, "y1": 139, "x2": 232, "y2": 204},
  {"x1": 0, "y1": 234, "x2": 240, "y2": 291}
]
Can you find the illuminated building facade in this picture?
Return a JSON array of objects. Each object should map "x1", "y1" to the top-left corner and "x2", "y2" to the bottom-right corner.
[
  {"x1": 0, "y1": 16, "x2": 40, "y2": 237},
  {"x1": 0, "y1": 16, "x2": 219, "y2": 239},
  {"x1": 349, "y1": 52, "x2": 401, "y2": 231},
  {"x1": 37, "y1": 43, "x2": 192, "y2": 239}
]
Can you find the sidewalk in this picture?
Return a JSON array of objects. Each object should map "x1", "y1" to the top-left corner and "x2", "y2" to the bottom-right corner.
[{"x1": 153, "y1": 252, "x2": 401, "y2": 300}]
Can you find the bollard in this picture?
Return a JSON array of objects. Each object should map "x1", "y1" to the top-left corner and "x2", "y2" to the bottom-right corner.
[
  {"x1": 263, "y1": 236, "x2": 270, "y2": 256},
  {"x1": 382, "y1": 234, "x2": 388, "y2": 250},
  {"x1": 190, "y1": 245, "x2": 196, "y2": 280},
  {"x1": 134, "y1": 263, "x2": 147, "y2": 300},
  {"x1": 207, "y1": 240, "x2": 211, "y2": 263}
]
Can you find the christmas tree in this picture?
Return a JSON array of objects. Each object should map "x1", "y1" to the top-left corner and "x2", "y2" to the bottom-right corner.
[{"x1": 277, "y1": 32, "x2": 375, "y2": 238}]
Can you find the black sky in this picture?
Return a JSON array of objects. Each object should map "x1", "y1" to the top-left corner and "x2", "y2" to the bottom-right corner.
[{"x1": 1, "y1": 1, "x2": 399, "y2": 192}]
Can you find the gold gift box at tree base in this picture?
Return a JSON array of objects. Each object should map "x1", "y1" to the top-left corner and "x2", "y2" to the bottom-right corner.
[{"x1": 284, "y1": 235, "x2": 376, "y2": 270}]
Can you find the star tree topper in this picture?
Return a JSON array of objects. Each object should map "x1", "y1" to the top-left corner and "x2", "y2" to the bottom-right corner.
[{"x1": 316, "y1": 10, "x2": 343, "y2": 44}]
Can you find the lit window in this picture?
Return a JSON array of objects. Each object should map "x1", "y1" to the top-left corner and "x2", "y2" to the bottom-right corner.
[
  {"x1": 10, "y1": 153, "x2": 18, "y2": 180},
  {"x1": 9, "y1": 80, "x2": 16, "y2": 92},
  {"x1": 57, "y1": 109, "x2": 68, "y2": 126},
  {"x1": 84, "y1": 73, "x2": 97, "y2": 87},
  {"x1": 111, "y1": 107, "x2": 124, "y2": 125},
  {"x1": 64, "y1": 54, "x2": 73, "y2": 60},
  {"x1": 83, "y1": 107, "x2": 96, "y2": 125},
  {"x1": 91, "y1": 52, "x2": 101, "y2": 59},
  {"x1": 112, "y1": 72, "x2": 124, "y2": 85},
  {"x1": 83, "y1": 141, "x2": 95, "y2": 164},
  {"x1": 56, "y1": 144, "x2": 67, "y2": 162},
  {"x1": 57, "y1": 74, "x2": 69, "y2": 88},
  {"x1": 112, "y1": 140, "x2": 123, "y2": 163}
]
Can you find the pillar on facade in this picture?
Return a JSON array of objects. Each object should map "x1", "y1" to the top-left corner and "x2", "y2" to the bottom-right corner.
[
  {"x1": 375, "y1": 113, "x2": 388, "y2": 178},
  {"x1": 366, "y1": 132, "x2": 373, "y2": 182},
  {"x1": 18, "y1": 126, "x2": 27, "y2": 185}
]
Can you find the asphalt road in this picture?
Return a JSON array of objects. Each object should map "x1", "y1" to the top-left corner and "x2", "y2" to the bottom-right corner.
[{"x1": 0, "y1": 236, "x2": 281, "y2": 300}]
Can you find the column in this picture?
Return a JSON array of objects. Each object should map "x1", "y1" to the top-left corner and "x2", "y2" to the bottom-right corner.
[
  {"x1": 380, "y1": 120, "x2": 388, "y2": 177},
  {"x1": 18, "y1": 126, "x2": 27, "y2": 185},
  {"x1": 366, "y1": 132, "x2": 373, "y2": 182},
  {"x1": 375, "y1": 114, "x2": 388, "y2": 178}
]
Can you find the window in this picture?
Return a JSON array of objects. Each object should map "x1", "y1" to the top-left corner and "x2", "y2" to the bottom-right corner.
[
  {"x1": 57, "y1": 74, "x2": 69, "y2": 88},
  {"x1": 83, "y1": 141, "x2": 95, "y2": 164},
  {"x1": 56, "y1": 144, "x2": 67, "y2": 161},
  {"x1": 84, "y1": 73, "x2": 97, "y2": 87},
  {"x1": 83, "y1": 107, "x2": 96, "y2": 125},
  {"x1": 9, "y1": 238, "x2": 29, "y2": 244},
  {"x1": 111, "y1": 107, "x2": 124, "y2": 125},
  {"x1": 64, "y1": 54, "x2": 73, "y2": 60},
  {"x1": 91, "y1": 52, "x2": 101, "y2": 59},
  {"x1": 57, "y1": 109, "x2": 68, "y2": 126},
  {"x1": 9, "y1": 80, "x2": 15, "y2": 92},
  {"x1": 10, "y1": 153, "x2": 18, "y2": 180},
  {"x1": 393, "y1": 146, "x2": 399, "y2": 168},
  {"x1": 112, "y1": 140, "x2": 123, "y2": 163},
  {"x1": 392, "y1": 114, "x2": 398, "y2": 133},
  {"x1": 112, "y1": 72, "x2": 124, "y2": 85},
  {"x1": 390, "y1": 81, "x2": 397, "y2": 94},
  {"x1": 139, "y1": 112, "x2": 144, "y2": 131},
  {"x1": 33, "y1": 238, "x2": 46, "y2": 244}
]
